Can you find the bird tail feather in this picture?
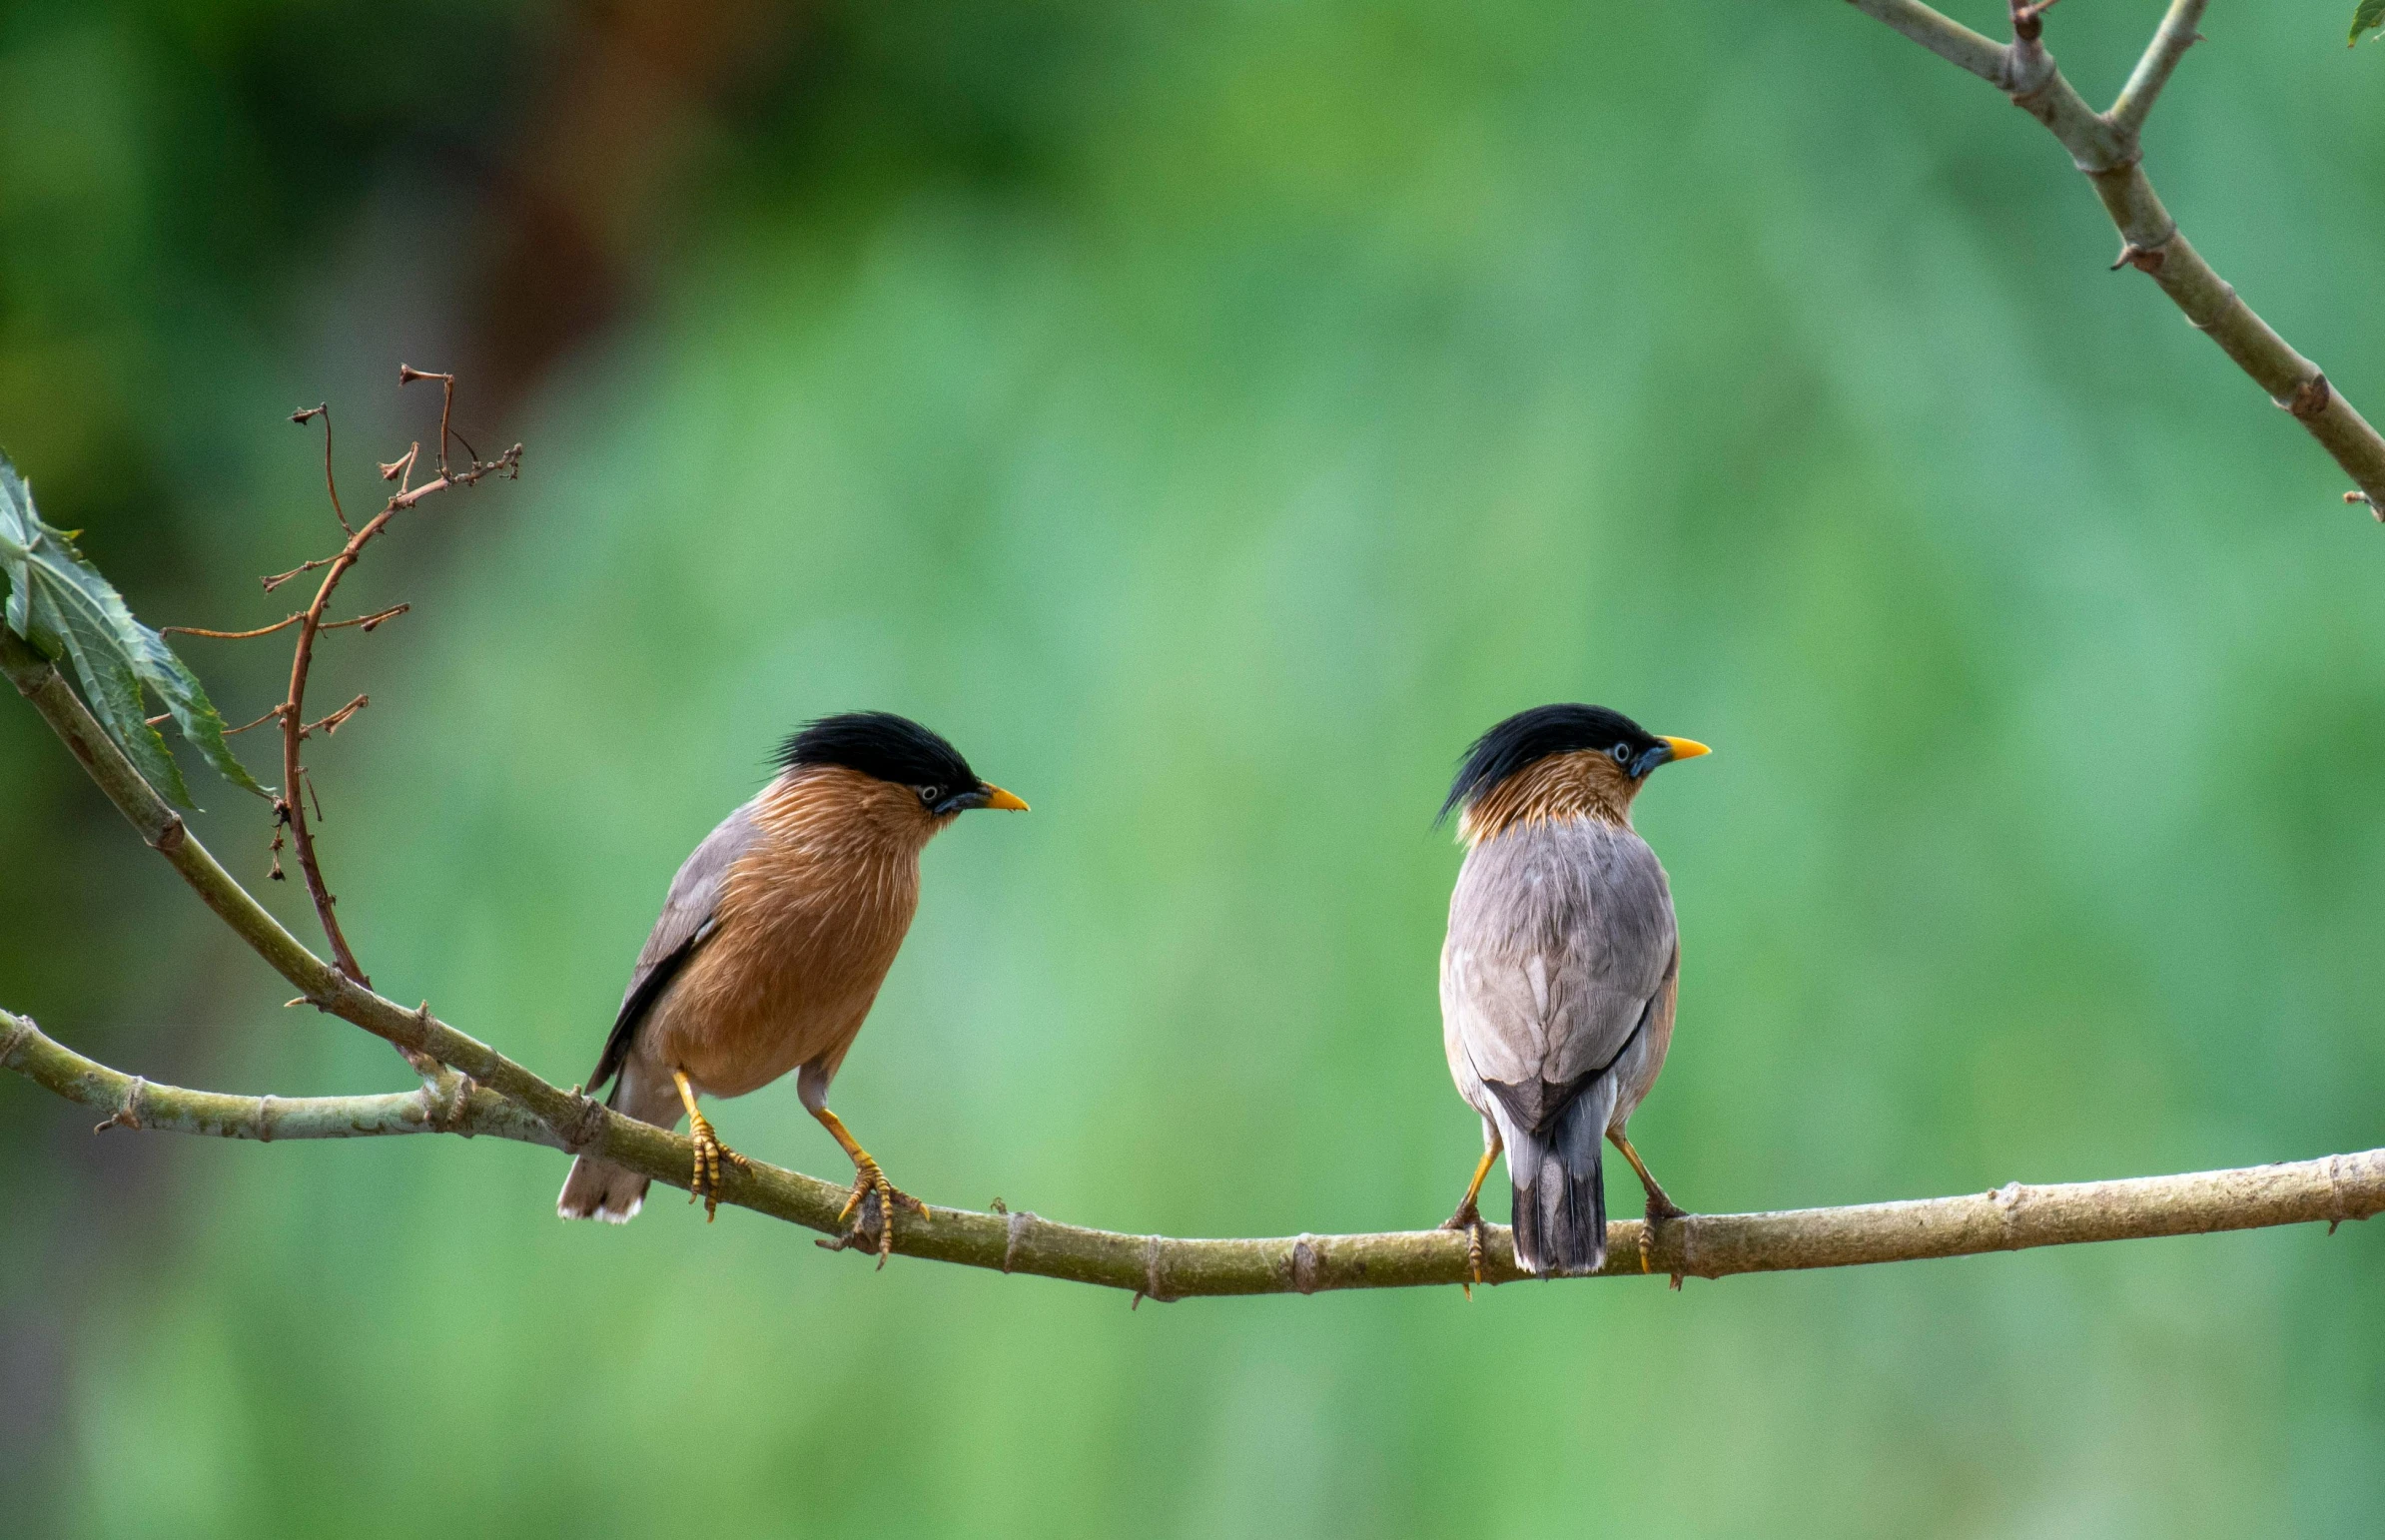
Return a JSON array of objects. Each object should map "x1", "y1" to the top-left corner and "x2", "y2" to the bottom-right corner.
[
  {"x1": 1509, "y1": 1076, "x2": 1617, "y2": 1276},
  {"x1": 556, "y1": 1155, "x2": 649, "y2": 1222},
  {"x1": 554, "y1": 1061, "x2": 670, "y2": 1222}
]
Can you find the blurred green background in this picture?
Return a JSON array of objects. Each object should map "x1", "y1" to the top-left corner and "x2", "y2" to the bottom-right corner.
[{"x1": 4, "y1": 0, "x2": 2382, "y2": 1533}]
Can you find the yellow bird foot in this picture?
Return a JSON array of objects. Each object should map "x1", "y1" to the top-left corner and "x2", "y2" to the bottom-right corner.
[
  {"x1": 833, "y1": 1157, "x2": 931, "y2": 1269},
  {"x1": 1439, "y1": 1201, "x2": 1488, "y2": 1298},
  {"x1": 685, "y1": 1108, "x2": 750, "y2": 1222},
  {"x1": 1638, "y1": 1192, "x2": 1689, "y2": 1274}
]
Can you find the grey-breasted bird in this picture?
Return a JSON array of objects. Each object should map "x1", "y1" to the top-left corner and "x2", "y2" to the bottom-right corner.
[
  {"x1": 555, "y1": 712, "x2": 1027, "y2": 1260},
  {"x1": 1437, "y1": 703, "x2": 1709, "y2": 1277}
]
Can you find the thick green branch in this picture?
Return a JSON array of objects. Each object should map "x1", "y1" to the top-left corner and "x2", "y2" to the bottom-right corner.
[
  {"x1": 1846, "y1": 0, "x2": 2385, "y2": 518},
  {"x1": 1, "y1": 1009, "x2": 553, "y2": 1145},
  {"x1": 6, "y1": 1009, "x2": 2376, "y2": 1295}
]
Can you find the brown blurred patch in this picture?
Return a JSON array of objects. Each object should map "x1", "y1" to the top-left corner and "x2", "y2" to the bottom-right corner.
[{"x1": 463, "y1": 0, "x2": 805, "y2": 411}]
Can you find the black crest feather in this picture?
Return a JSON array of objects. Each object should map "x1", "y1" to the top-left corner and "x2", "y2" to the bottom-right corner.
[
  {"x1": 1439, "y1": 703, "x2": 1663, "y2": 823},
  {"x1": 779, "y1": 711, "x2": 978, "y2": 791}
]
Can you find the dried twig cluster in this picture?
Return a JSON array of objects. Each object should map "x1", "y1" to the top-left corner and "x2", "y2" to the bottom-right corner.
[{"x1": 164, "y1": 370, "x2": 519, "y2": 1014}]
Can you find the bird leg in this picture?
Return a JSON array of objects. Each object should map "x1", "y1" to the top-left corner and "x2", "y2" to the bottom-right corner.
[
  {"x1": 1609, "y1": 1127, "x2": 1686, "y2": 1272},
  {"x1": 1439, "y1": 1135, "x2": 1503, "y2": 1297},
  {"x1": 673, "y1": 1070, "x2": 750, "y2": 1222},
  {"x1": 810, "y1": 1106, "x2": 929, "y2": 1268}
]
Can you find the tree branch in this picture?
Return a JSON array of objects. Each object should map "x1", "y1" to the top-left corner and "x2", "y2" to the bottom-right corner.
[
  {"x1": 0, "y1": 623, "x2": 595, "y2": 1147},
  {"x1": 5, "y1": 1008, "x2": 2375, "y2": 1295},
  {"x1": 1847, "y1": 0, "x2": 2008, "y2": 82},
  {"x1": 1845, "y1": 0, "x2": 2385, "y2": 519},
  {"x1": 2109, "y1": 0, "x2": 2205, "y2": 136},
  {"x1": 1, "y1": 1009, "x2": 551, "y2": 1145}
]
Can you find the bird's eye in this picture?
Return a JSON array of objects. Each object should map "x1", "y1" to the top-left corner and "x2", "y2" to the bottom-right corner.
[
  {"x1": 919, "y1": 785, "x2": 943, "y2": 806},
  {"x1": 1610, "y1": 743, "x2": 1633, "y2": 765}
]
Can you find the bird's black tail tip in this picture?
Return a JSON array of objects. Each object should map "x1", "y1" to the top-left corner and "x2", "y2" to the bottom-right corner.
[{"x1": 1511, "y1": 1145, "x2": 1608, "y2": 1276}]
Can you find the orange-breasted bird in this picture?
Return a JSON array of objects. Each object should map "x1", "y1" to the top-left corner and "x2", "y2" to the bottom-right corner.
[
  {"x1": 1436, "y1": 703, "x2": 1708, "y2": 1277},
  {"x1": 555, "y1": 712, "x2": 1027, "y2": 1259}
]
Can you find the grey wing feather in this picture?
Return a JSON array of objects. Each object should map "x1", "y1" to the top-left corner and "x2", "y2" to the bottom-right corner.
[
  {"x1": 1442, "y1": 820, "x2": 1675, "y2": 1133},
  {"x1": 585, "y1": 796, "x2": 765, "y2": 1095}
]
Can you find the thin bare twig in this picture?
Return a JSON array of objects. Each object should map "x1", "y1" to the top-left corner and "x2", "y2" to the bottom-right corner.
[
  {"x1": 301, "y1": 693, "x2": 369, "y2": 738},
  {"x1": 261, "y1": 557, "x2": 334, "y2": 594},
  {"x1": 164, "y1": 604, "x2": 408, "y2": 642},
  {"x1": 398, "y1": 365, "x2": 457, "y2": 479},
  {"x1": 163, "y1": 614, "x2": 304, "y2": 641},
  {"x1": 142, "y1": 703, "x2": 283, "y2": 734},
  {"x1": 289, "y1": 404, "x2": 351, "y2": 535},
  {"x1": 1844, "y1": 0, "x2": 2385, "y2": 518},
  {"x1": 278, "y1": 507, "x2": 378, "y2": 986},
  {"x1": 274, "y1": 379, "x2": 521, "y2": 995},
  {"x1": 329, "y1": 602, "x2": 409, "y2": 634}
]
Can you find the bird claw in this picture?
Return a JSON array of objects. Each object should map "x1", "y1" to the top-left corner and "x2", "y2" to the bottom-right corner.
[
  {"x1": 1440, "y1": 1202, "x2": 1488, "y2": 1298},
  {"x1": 1638, "y1": 1192, "x2": 1689, "y2": 1274},
  {"x1": 685, "y1": 1110, "x2": 750, "y2": 1222},
  {"x1": 834, "y1": 1158, "x2": 929, "y2": 1268}
]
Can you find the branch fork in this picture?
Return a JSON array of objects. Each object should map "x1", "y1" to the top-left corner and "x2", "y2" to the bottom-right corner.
[{"x1": 1847, "y1": 0, "x2": 2385, "y2": 519}]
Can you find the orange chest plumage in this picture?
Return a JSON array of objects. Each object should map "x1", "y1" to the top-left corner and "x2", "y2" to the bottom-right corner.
[{"x1": 648, "y1": 774, "x2": 927, "y2": 1098}]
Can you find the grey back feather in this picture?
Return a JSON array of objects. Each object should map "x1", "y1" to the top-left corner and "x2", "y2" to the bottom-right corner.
[
  {"x1": 1440, "y1": 816, "x2": 1677, "y2": 1273},
  {"x1": 1442, "y1": 817, "x2": 1675, "y2": 1124}
]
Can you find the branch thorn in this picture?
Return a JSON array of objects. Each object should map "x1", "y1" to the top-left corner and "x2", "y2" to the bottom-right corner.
[
  {"x1": 2285, "y1": 373, "x2": 2333, "y2": 421},
  {"x1": 2110, "y1": 242, "x2": 2167, "y2": 275},
  {"x1": 2010, "y1": 0, "x2": 2059, "y2": 43},
  {"x1": 95, "y1": 1076, "x2": 147, "y2": 1134}
]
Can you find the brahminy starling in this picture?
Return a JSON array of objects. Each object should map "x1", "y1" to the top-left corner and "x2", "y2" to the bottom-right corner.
[
  {"x1": 1437, "y1": 703, "x2": 1708, "y2": 1278},
  {"x1": 556, "y1": 712, "x2": 1026, "y2": 1261}
]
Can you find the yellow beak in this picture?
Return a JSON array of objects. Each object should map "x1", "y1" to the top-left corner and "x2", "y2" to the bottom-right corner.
[
  {"x1": 981, "y1": 784, "x2": 1031, "y2": 812},
  {"x1": 1661, "y1": 737, "x2": 1711, "y2": 762}
]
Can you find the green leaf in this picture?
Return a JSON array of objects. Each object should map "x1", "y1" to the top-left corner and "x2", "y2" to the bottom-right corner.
[
  {"x1": 2353, "y1": 0, "x2": 2385, "y2": 45},
  {"x1": 0, "y1": 453, "x2": 271, "y2": 808}
]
